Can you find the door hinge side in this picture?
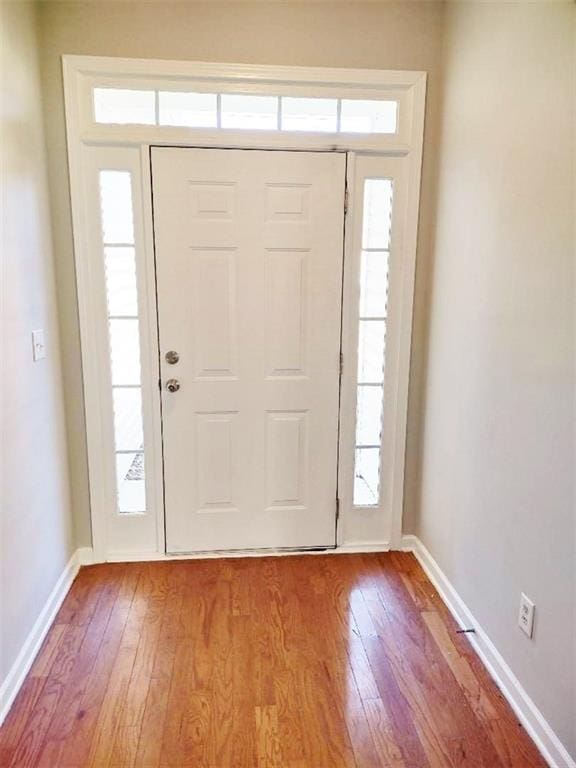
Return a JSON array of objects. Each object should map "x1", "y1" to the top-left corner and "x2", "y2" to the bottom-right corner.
[
  {"x1": 158, "y1": 377, "x2": 162, "y2": 391},
  {"x1": 339, "y1": 351, "x2": 344, "y2": 377},
  {"x1": 344, "y1": 184, "x2": 349, "y2": 216},
  {"x1": 336, "y1": 496, "x2": 341, "y2": 522}
]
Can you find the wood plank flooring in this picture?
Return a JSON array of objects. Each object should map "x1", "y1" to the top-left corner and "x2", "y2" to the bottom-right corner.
[{"x1": 0, "y1": 553, "x2": 546, "y2": 767}]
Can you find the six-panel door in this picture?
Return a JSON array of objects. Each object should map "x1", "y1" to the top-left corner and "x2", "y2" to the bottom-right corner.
[{"x1": 151, "y1": 147, "x2": 346, "y2": 553}]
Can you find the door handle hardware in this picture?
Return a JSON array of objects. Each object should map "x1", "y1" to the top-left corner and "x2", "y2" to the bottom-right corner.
[
  {"x1": 166, "y1": 378, "x2": 180, "y2": 393},
  {"x1": 165, "y1": 350, "x2": 179, "y2": 365}
]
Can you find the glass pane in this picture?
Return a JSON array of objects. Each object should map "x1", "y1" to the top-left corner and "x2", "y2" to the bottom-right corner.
[
  {"x1": 159, "y1": 91, "x2": 217, "y2": 128},
  {"x1": 281, "y1": 97, "x2": 337, "y2": 132},
  {"x1": 112, "y1": 388, "x2": 144, "y2": 452},
  {"x1": 104, "y1": 247, "x2": 138, "y2": 317},
  {"x1": 221, "y1": 94, "x2": 278, "y2": 130},
  {"x1": 94, "y1": 88, "x2": 156, "y2": 125},
  {"x1": 109, "y1": 319, "x2": 141, "y2": 385},
  {"x1": 360, "y1": 250, "x2": 389, "y2": 319},
  {"x1": 116, "y1": 452, "x2": 146, "y2": 513},
  {"x1": 99, "y1": 171, "x2": 134, "y2": 245},
  {"x1": 356, "y1": 386, "x2": 384, "y2": 446},
  {"x1": 357, "y1": 320, "x2": 385, "y2": 384},
  {"x1": 354, "y1": 448, "x2": 380, "y2": 506},
  {"x1": 340, "y1": 99, "x2": 398, "y2": 134},
  {"x1": 362, "y1": 179, "x2": 393, "y2": 250}
]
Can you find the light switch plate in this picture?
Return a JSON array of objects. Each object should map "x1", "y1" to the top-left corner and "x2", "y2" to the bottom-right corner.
[
  {"x1": 518, "y1": 593, "x2": 535, "y2": 639},
  {"x1": 32, "y1": 329, "x2": 46, "y2": 361}
]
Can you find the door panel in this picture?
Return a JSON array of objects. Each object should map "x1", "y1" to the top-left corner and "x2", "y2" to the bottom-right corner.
[
  {"x1": 265, "y1": 248, "x2": 308, "y2": 376},
  {"x1": 191, "y1": 248, "x2": 237, "y2": 378},
  {"x1": 266, "y1": 410, "x2": 308, "y2": 510},
  {"x1": 151, "y1": 147, "x2": 346, "y2": 553}
]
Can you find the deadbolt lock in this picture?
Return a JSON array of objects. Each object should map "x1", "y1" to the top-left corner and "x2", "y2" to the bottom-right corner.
[{"x1": 165, "y1": 350, "x2": 179, "y2": 365}]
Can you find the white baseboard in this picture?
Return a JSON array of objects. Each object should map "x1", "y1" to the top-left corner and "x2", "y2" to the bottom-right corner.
[
  {"x1": 77, "y1": 546, "x2": 95, "y2": 565},
  {"x1": 0, "y1": 548, "x2": 87, "y2": 726},
  {"x1": 401, "y1": 535, "x2": 576, "y2": 768},
  {"x1": 337, "y1": 540, "x2": 391, "y2": 553}
]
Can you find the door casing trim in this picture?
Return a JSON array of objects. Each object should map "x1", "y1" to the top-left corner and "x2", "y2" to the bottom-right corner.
[{"x1": 62, "y1": 56, "x2": 427, "y2": 562}]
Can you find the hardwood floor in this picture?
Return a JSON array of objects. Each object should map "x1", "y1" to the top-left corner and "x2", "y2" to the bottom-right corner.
[{"x1": 0, "y1": 553, "x2": 546, "y2": 767}]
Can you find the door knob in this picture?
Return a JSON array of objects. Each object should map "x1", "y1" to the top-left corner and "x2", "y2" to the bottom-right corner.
[
  {"x1": 166, "y1": 378, "x2": 180, "y2": 393},
  {"x1": 165, "y1": 350, "x2": 179, "y2": 364}
]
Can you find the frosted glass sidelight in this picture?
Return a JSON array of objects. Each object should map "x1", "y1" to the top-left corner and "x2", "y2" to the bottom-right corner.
[
  {"x1": 353, "y1": 177, "x2": 394, "y2": 508},
  {"x1": 340, "y1": 99, "x2": 398, "y2": 134},
  {"x1": 109, "y1": 319, "x2": 142, "y2": 386},
  {"x1": 104, "y1": 247, "x2": 138, "y2": 317},
  {"x1": 159, "y1": 91, "x2": 217, "y2": 128},
  {"x1": 116, "y1": 452, "x2": 146, "y2": 513},
  {"x1": 357, "y1": 320, "x2": 386, "y2": 384},
  {"x1": 221, "y1": 94, "x2": 278, "y2": 130},
  {"x1": 359, "y1": 250, "x2": 389, "y2": 319},
  {"x1": 355, "y1": 385, "x2": 384, "y2": 447},
  {"x1": 353, "y1": 448, "x2": 380, "y2": 506},
  {"x1": 112, "y1": 388, "x2": 144, "y2": 452},
  {"x1": 362, "y1": 179, "x2": 393, "y2": 250},
  {"x1": 99, "y1": 171, "x2": 135, "y2": 245},
  {"x1": 98, "y1": 170, "x2": 146, "y2": 515},
  {"x1": 94, "y1": 88, "x2": 156, "y2": 125},
  {"x1": 281, "y1": 97, "x2": 338, "y2": 132}
]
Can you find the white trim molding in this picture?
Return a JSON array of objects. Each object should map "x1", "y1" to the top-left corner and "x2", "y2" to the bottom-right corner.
[
  {"x1": 77, "y1": 546, "x2": 95, "y2": 566},
  {"x1": 63, "y1": 55, "x2": 427, "y2": 561},
  {"x1": 0, "y1": 548, "x2": 91, "y2": 726},
  {"x1": 401, "y1": 535, "x2": 576, "y2": 768}
]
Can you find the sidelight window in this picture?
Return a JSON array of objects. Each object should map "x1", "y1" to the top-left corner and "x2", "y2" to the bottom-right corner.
[
  {"x1": 353, "y1": 179, "x2": 393, "y2": 507},
  {"x1": 98, "y1": 170, "x2": 146, "y2": 514}
]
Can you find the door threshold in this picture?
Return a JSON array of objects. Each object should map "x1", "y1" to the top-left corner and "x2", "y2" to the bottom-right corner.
[
  {"x1": 165, "y1": 544, "x2": 337, "y2": 558},
  {"x1": 102, "y1": 541, "x2": 391, "y2": 563}
]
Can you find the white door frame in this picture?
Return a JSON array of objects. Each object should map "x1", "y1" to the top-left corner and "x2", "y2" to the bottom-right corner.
[{"x1": 62, "y1": 55, "x2": 426, "y2": 562}]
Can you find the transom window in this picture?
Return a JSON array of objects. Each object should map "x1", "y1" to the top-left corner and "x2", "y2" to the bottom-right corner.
[{"x1": 93, "y1": 87, "x2": 398, "y2": 135}]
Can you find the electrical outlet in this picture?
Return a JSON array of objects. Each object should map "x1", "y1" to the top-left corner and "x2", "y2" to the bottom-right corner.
[
  {"x1": 32, "y1": 329, "x2": 46, "y2": 361},
  {"x1": 518, "y1": 593, "x2": 535, "y2": 638}
]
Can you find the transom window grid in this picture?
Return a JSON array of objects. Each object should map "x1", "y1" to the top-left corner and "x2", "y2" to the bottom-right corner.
[
  {"x1": 93, "y1": 87, "x2": 398, "y2": 135},
  {"x1": 353, "y1": 178, "x2": 393, "y2": 507},
  {"x1": 98, "y1": 170, "x2": 147, "y2": 515}
]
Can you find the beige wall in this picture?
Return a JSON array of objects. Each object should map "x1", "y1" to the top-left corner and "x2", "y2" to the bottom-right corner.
[
  {"x1": 414, "y1": 1, "x2": 575, "y2": 757},
  {"x1": 37, "y1": 0, "x2": 445, "y2": 546},
  {"x1": 0, "y1": 1, "x2": 74, "y2": 686}
]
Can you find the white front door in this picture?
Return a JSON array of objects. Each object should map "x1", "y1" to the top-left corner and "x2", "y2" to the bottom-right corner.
[{"x1": 152, "y1": 147, "x2": 346, "y2": 553}]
